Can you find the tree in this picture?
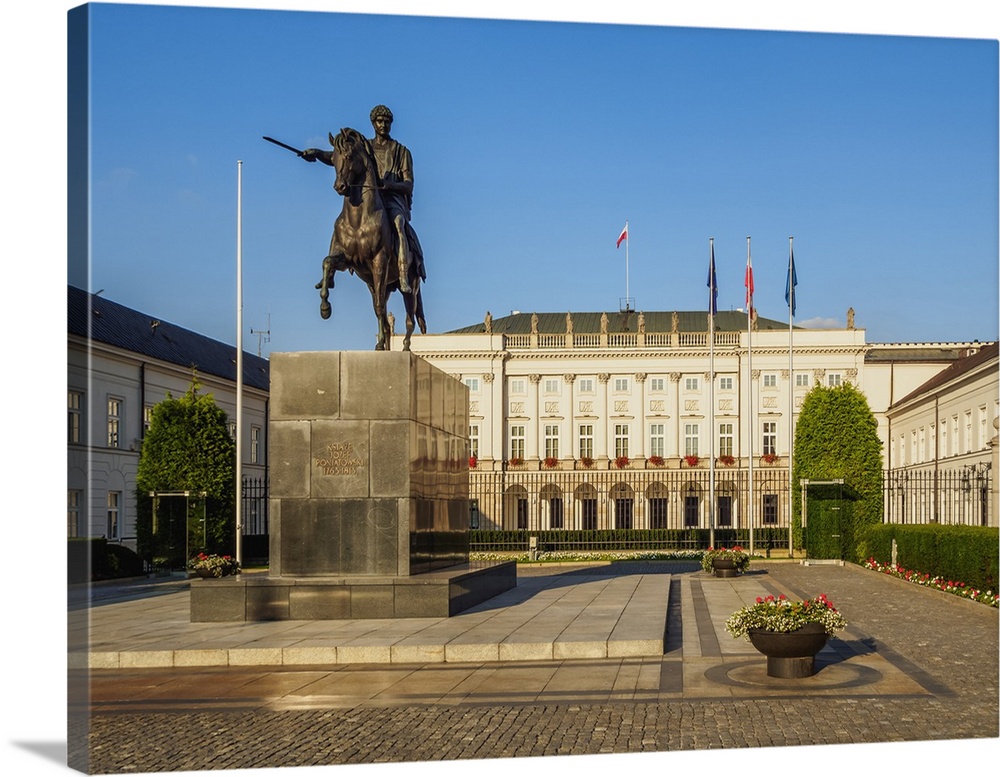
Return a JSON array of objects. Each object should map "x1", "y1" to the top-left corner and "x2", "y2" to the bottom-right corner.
[
  {"x1": 136, "y1": 377, "x2": 236, "y2": 564},
  {"x1": 792, "y1": 382, "x2": 883, "y2": 559}
]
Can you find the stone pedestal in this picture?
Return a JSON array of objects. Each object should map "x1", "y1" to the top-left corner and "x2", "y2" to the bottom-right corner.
[{"x1": 192, "y1": 351, "x2": 515, "y2": 622}]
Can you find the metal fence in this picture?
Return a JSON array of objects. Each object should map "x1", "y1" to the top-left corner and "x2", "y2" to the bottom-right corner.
[
  {"x1": 884, "y1": 464, "x2": 993, "y2": 526},
  {"x1": 241, "y1": 476, "x2": 269, "y2": 536},
  {"x1": 469, "y1": 466, "x2": 793, "y2": 533}
]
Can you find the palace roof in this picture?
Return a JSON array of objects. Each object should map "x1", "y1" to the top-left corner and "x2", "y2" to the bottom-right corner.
[{"x1": 68, "y1": 286, "x2": 269, "y2": 391}]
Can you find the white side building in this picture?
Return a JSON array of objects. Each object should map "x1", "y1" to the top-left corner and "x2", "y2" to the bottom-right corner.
[{"x1": 67, "y1": 286, "x2": 270, "y2": 550}]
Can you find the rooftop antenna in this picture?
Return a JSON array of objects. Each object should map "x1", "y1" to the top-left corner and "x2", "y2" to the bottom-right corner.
[{"x1": 251, "y1": 312, "x2": 270, "y2": 357}]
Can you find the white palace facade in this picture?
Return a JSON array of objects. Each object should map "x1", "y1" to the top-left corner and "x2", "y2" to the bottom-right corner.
[{"x1": 397, "y1": 309, "x2": 998, "y2": 534}]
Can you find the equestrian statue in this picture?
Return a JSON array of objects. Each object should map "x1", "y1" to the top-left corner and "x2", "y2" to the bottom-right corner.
[{"x1": 266, "y1": 105, "x2": 427, "y2": 351}]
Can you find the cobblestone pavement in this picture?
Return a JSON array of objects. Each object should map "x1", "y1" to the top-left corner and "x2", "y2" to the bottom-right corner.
[{"x1": 73, "y1": 561, "x2": 998, "y2": 773}]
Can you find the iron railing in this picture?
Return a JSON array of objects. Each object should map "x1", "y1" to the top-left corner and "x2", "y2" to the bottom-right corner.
[
  {"x1": 469, "y1": 466, "x2": 792, "y2": 532},
  {"x1": 883, "y1": 464, "x2": 993, "y2": 526}
]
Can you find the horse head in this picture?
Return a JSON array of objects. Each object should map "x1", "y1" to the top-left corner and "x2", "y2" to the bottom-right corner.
[{"x1": 330, "y1": 128, "x2": 372, "y2": 196}]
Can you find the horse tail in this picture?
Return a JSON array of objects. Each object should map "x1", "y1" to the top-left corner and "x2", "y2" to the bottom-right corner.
[{"x1": 414, "y1": 283, "x2": 427, "y2": 334}]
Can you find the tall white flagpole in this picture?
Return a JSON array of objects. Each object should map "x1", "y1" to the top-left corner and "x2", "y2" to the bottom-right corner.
[
  {"x1": 708, "y1": 238, "x2": 716, "y2": 549},
  {"x1": 746, "y1": 236, "x2": 754, "y2": 555},
  {"x1": 625, "y1": 220, "x2": 630, "y2": 309},
  {"x1": 235, "y1": 160, "x2": 244, "y2": 564},
  {"x1": 787, "y1": 236, "x2": 795, "y2": 557}
]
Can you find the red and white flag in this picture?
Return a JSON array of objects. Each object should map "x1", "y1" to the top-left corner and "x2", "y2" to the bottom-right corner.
[
  {"x1": 744, "y1": 252, "x2": 755, "y2": 318},
  {"x1": 616, "y1": 222, "x2": 628, "y2": 248}
]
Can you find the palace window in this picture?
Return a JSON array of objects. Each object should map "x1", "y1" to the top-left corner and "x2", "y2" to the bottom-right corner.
[
  {"x1": 509, "y1": 425, "x2": 525, "y2": 460},
  {"x1": 544, "y1": 378, "x2": 560, "y2": 394},
  {"x1": 684, "y1": 495, "x2": 699, "y2": 527},
  {"x1": 649, "y1": 424, "x2": 665, "y2": 458},
  {"x1": 762, "y1": 373, "x2": 777, "y2": 388},
  {"x1": 827, "y1": 373, "x2": 842, "y2": 387},
  {"x1": 717, "y1": 495, "x2": 733, "y2": 526},
  {"x1": 578, "y1": 424, "x2": 594, "y2": 459},
  {"x1": 68, "y1": 391, "x2": 82, "y2": 444},
  {"x1": 578, "y1": 377, "x2": 594, "y2": 393},
  {"x1": 463, "y1": 377, "x2": 480, "y2": 392},
  {"x1": 250, "y1": 425, "x2": 261, "y2": 464},
  {"x1": 718, "y1": 422, "x2": 734, "y2": 458},
  {"x1": 614, "y1": 377, "x2": 630, "y2": 393},
  {"x1": 719, "y1": 376, "x2": 733, "y2": 391},
  {"x1": 107, "y1": 491, "x2": 121, "y2": 540},
  {"x1": 795, "y1": 373, "x2": 810, "y2": 387},
  {"x1": 68, "y1": 489, "x2": 82, "y2": 538},
  {"x1": 762, "y1": 494, "x2": 779, "y2": 524},
  {"x1": 684, "y1": 423, "x2": 699, "y2": 457},
  {"x1": 510, "y1": 378, "x2": 526, "y2": 394},
  {"x1": 684, "y1": 376, "x2": 699, "y2": 391},
  {"x1": 544, "y1": 424, "x2": 560, "y2": 459},
  {"x1": 650, "y1": 377, "x2": 665, "y2": 392},
  {"x1": 107, "y1": 397, "x2": 122, "y2": 448},
  {"x1": 762, "y1": 421, "x2": 777, "y2": 456},
  {"x1": 549, "y1": 497, "x2": 564, "y2": 529},
  {"x1": 649, "y1": 497, "x2": 668, "y2": 529},
  {"x1": 469, "y1": 424, "x2": 480, "y2": 459},
  {"x1": 614, "y1": 424, "x2": 630, "y2": 459}
]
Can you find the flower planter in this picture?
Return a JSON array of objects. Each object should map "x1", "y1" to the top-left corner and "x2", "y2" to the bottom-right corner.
[
  {"x1": 711, "y1": 557, "x2": 739, "y2": 578},
  {"x1": 748, "y1": 623, "x2": 829, "y2": 678}
]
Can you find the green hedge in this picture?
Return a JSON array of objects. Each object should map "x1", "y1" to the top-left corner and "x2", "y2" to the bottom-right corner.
[
  {"x1": 470, "y1": 528, "x2": 787, "y2": 551},
  {"x1": 68, "y1": 538, "x2": 146, "y2": 583},
  {"x1": 856, "y1": 524, "x2": 999, "y2": 591}
]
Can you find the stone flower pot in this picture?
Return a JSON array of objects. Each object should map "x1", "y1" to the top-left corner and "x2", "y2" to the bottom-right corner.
[
  {"x1": 748, "y1": 622, "x2": 829, "y2": 678},
  {"x1": 711, "y1": 557, "x2": 739, "y2": 578}
]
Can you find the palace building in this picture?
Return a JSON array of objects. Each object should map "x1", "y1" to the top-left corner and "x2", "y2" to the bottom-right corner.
[{"x1": 397, "y1": 308, "x2": 997, "y2": 533}]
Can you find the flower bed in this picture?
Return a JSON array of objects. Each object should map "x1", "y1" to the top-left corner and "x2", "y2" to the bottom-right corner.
[
  {"x1": 726, "y1": 594, "x2": 847, "y2": 639},
  {"x1": 470, "y1": 549, "x2": 702, "y2": 564},
  {"x1": 864, "y1": 558, "x2": 999, "y2": 608}
]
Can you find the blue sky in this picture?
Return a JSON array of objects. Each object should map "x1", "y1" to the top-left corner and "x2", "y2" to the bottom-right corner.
[
  {"x1": 4, "y1": 4, "x2": 999, "y2": 777},
  {"x1": 70, "y1": 2, "x2": 998, "y2": 354}
]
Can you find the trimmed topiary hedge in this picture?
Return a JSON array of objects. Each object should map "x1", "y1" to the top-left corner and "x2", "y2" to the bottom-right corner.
[
  {"x1": 69, "y1": 538, "x2": 147, "y2": 583},
  {"x1": 856, "y1": 524, "x2": 999, "y2": 592},
  {"x1": 469, "y1": 528, "x2": 788, "y2": 552}
]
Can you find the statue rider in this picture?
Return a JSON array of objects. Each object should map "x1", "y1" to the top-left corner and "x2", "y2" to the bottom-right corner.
[{"x1": 301, "y1": 105, "x2": 421, "y2": 293}]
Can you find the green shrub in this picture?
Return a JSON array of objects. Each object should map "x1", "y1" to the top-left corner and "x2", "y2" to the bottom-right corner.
[
  {"x1": 856, "y1": 524, "x2": 999, "y2": 591},
  {"x1": 87, "y1": 540, "x2": 146, "y2": 581}
]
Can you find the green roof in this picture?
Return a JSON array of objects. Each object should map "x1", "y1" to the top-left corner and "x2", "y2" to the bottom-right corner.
[{"x1": 447, "y1": 310, "x2": 798, "y2": 335}]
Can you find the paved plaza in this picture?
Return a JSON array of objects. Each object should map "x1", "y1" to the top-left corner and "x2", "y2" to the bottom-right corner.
[{"x1": 69, "y1": 560, "x2": 998, "y2": 773}]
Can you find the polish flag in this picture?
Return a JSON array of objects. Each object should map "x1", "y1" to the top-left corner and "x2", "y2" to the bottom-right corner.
[
  {"x1": 616, "y1": 223, "x2": 628, "y2": 248},
  {"x1": 744, "y1": 253, "x2": 755, "y2": 318}
]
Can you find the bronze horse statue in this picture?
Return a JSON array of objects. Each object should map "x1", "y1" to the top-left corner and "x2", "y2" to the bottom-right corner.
[{"x1": 316, "y1": 128, "x2": 426, "y2": 351}]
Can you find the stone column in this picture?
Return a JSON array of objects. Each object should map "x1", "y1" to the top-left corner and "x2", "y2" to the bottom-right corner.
[
  {"x1": 528, "y1": 374, "x2": 541, "y2": 463},
  {"x1": 597, "y1": 373, "x2": 611, "y2": 465}
]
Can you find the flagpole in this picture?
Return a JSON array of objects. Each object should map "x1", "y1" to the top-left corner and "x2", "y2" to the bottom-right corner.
[
  {"x1": 787, "y1": 236, "x2": 795, "y2": 558},
  {"x1": 625, "y1": 220, "x2": 630, "y2": 309},
  {"x1": 746, "y1": 236, "x2": 754, "y2": 555},
  {"x1": 235, "y1": 160, "x2": 244, "y2": 565},
  {"x1": 708, "y1": 238, "x2": 716, "y2": 549}
]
